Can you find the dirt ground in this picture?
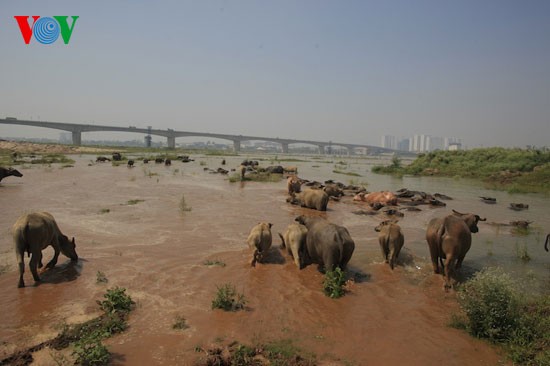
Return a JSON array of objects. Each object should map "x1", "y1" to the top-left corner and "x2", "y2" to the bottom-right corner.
[{"x1": 0, "y1": 143, "x2": 509, "y2": 365}]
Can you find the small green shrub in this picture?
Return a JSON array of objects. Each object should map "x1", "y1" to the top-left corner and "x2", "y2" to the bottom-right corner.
[
  {"x1": 96, "y1": 271, "x2": 108, "y2": 284},
  {"x1": 73, "y1": 338, "x2": 110, "y2": 366},
  {"x1": 323, "y1": 267, "x2": 346, "y2": 299},
  {"x1": 172, "y1": 315, "x2": 189, "y2": 330},
  {"x1": 457, "y1": 267, "x2": 520, "y2": 342},
  {"x1": 99, "y1": 208, "x2": 110, "y2": 214},
  {"x1": 203, "y1": 260, "x2": 226, "y2": 267},
  {"x1": 97, "y1": 287, "x2": 135, "y2": 314},
  {"x1": 211, "y1": 283, "x2": 246, "y2": 311},
  {"x1": 126, "y1": 199, "x2": 144, "y2": 205},
  {"x1": 179, "y1": 194, "x2": 192, "y2": 212}
]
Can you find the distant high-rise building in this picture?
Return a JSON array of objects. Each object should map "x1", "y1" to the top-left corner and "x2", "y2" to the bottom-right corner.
[
  {"x1": 381, "y1": 135, "x2": 396, "y2": 149},
  {"x1": 397, "y1": 138, "x2": 410, "y2": 151},
  {"x1": 427, "y1": 136, "x2": 444, "y2": 151}
]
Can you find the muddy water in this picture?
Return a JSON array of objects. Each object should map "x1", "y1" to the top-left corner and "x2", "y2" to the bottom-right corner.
[{"x1": 0, "y1": 153, "x2": 547, "y2": 365}]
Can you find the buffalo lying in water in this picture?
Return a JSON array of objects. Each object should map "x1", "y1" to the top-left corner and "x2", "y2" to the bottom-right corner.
[{"x1": 13, "y1": 212, "x2": 78, "y2": 288}]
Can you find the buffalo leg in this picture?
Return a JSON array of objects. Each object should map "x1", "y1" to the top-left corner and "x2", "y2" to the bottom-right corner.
[
  {"x1": 46, "y1": 247, "x2": 60, "y2": 269},
  {"x1": 16, "y1": 250, "x2": 25, "y2": 288},
  {"x1": 443, "y1": 256, "x2": 457, "y2": 291},
  {"x1": 379, "y1": 240, "x2": 389, "y2": 263},
  {"x1": 29, "y1": 252, "x2": 43, "y2": 283},
  {"x1": 428, "y1": 243, "x2": 441, "y2": 274}
]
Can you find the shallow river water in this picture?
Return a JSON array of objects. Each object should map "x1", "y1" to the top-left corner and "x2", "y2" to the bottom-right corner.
[{"x1": 0, "y1": 153, "x2": 548, "y2": 365}]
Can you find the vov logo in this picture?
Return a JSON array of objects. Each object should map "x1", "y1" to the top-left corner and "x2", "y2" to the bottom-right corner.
[{"x1": 14, "y1": 16, "x2": 79, "y2": 45}]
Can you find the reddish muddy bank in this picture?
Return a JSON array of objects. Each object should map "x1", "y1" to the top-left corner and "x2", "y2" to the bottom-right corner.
[{"x1": 0, "y1": 155, "x2": 509, "y2": 365}]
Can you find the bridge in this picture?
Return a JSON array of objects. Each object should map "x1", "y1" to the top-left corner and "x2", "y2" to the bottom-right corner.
[{"x1": 0, "y1": 118, "x2": 403, "y2": 155}]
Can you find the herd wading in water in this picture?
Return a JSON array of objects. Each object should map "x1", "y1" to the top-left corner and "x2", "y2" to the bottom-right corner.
[{"x1": 4, "y1": 153, "x2": 548, "y2": 293}]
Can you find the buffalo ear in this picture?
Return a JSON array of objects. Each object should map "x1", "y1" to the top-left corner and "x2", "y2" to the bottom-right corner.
[
  {"x1": 72, "y1": 237, "x2": 76, "y2": 245},
  {"x1": 268, "y1": 223, "x2": 273, "y2": 228},
  {"x1": 476, "y1": 215, "x2": 487, "y2": 222}
]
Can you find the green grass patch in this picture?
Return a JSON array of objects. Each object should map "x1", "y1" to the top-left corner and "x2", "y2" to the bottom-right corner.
[
  {"x1": 211, "y1": 283, "x2": 246, "y2": 311},
  {"x1": 179, "y1": 194, "x2": 192, "y2": 212},
  {"x1": 203, "y1": 260, "x2": 226, "y2": 267},
  {"x1": 172, "y1": 315, "x2": 189, "y2": 330},
  {"x1": 195, "y1": 339, "x2": 315, "y2": 366},
  {"x1": 99, "y1": 208, "x2": 110, "y2": 214},
  {"x1": 453, "y1": 267, "x2": 550, "y2": 365},
  {"x1": 373, "y1": 148, "x2": 550, "y2": 194},
  {"x1": 332, "y1": 169, "x2": 362, "y2": 177},
  {"x1": 126, "y1": 199, "x2": 144, "y2": 205},
  {"x1": 30, "y1": 154, "x2": 75, "y2": 165},
  {"x1": 96, "y1": 271, "x2": 108, "y2": 284},
  {"x1": 323, "y1": 268, "x2": 347, "y2": 299},
  {"x1": 228, "y1": 172, "x2": 284, "y2": 183}
]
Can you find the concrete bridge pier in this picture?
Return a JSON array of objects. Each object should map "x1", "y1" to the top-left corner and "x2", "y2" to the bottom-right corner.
[
  {"x1": 281, "y1": 142, "x2": 289, "y2": 154},
  {"x1": 167, "y1": 136, "x2": 176, "y2": 149},
  {"x1": 233, "y1": 140, "x2": 241, "y2": 153},
  {"x1": 71, "y1": 131, "x2": 82, "y2": 146}
]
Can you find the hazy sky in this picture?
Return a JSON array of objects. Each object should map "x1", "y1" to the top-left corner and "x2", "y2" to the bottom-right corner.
[{"x1": 1, "y1": 1, "x2": 549, "y2": 148}]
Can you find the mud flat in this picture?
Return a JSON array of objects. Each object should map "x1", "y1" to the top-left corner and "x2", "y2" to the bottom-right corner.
[{"x1": 0, "y1": 151, "x2": 525, "y2": 365}]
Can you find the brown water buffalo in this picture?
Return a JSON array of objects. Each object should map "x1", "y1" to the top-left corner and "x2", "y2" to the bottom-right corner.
[
  {"x1": 426, "y1": 210, "x2": 486, "y2": 290},
  {"x1": 324, "y1": 184, "x2": 344, "y2": 198},
  {"x1": 374, "y1": 220, "x2": 404, "y2": 270},
  {"x1": 287, "y1": 189, "x2": 329, "y2": 211},
  {"x1": 278, "y1": 223, "x2": 308, "y2": 269},
  {"x1": 287, "y1": 175, "x2": 303, "y2": 195},
  {"x1": 354, "y1": 191, "x2": 398, "y2": 206},
  {"x1": 0, "y1": 167, "x2": 23, "y2": 182},
  {"x1": 247, "y1": 222, "x2": 273, "y2": 267},
  {"x1": 13, "y1": 212, "x2": 78, "y2": 288},
  {"x1": 295, "y1": 215, "x2": 355, "y2": 272}
]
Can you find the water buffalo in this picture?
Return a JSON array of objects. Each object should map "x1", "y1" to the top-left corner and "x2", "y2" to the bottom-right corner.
[
  {"x1": 324, "y1": 184, "x2": 344, "y2": 198},
  {"x1": 155, "y1": 157, "x2": 164, "y2": 164},
  {"x1": 287, "y1": 189, "x2": 329, "y2": 211},
  {"x1": 426, "y1": 210, "x2": 486, "y2": 290},
  {"x1": 0, "y1": 167, "x2": 23, "y2": 182},
  {"x1": 13, "y1": 212, "x2": 78, "y2": 288},
  {"x1": 247, "y1": 222, "x2": 273, "y2": 267},
  {"x1": 509, "y1": 203, "x2": 529, "y2": 211},
  {"x1": 479, "y1": 196, "x2": 496, "y2": 204},
  {"x1": 265, "y1": 165, "x2": 284, "y2": 174},
  {"x1": 112, "y1": 152, "x2": 122, "y2": 161},
  {"x1": 278, "y1": 223, "x2": 308, "y2": 269},
  {"x1": 354, "y1": 191, "x2": 398, "y2": 206},
  {"x1": 96, "y1": 156, "x2": 110, "y2": 162},
  {"x1": 374, "y1": 220, "x2": 404, "y2": 270},
  {"x1": 165, "y1": 159, "x2": 171, "y2": 166},
  {"x1": 287, "y1": 175, "x2": 303, "y2": 195},
  {"x1": 127, "y1": 160, "x2": 134, "y2": 167},
  {"x1": 295, "y1": 215, "x2": 355, "y2": 272}
]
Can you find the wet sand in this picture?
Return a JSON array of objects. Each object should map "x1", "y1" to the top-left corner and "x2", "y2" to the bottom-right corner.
[{"x1": 0, "y1": 155, "x2": 508, "y2": 365}]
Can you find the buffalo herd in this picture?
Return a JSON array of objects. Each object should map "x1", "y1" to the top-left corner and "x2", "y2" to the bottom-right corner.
[{"x1": 5, "y1": 154, "x2": 545, "y2": 291}]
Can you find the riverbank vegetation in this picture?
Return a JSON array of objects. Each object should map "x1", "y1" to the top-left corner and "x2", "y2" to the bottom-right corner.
[
  {"x1": 451, "y1": 268, "x2": 549, "y2": 365},
  {"x1": 372, "y1": 148, "x2": 550, "y2": 194}
]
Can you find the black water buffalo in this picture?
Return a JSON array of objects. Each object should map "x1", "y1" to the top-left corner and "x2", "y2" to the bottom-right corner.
[
  {"x1": 426, "y1": 210, "x2": 486, "y2": 290},
  {"x1": 112, "y1": 152, "x2": 122, "y2": 161},
  {"x1": 165, "y1": 159, "x2": 171, "y2": 166},
  {"x1": 0, "y1": 167, "x2": 23, "y2": 182},
  {"x1": 295, "y1": 215, "x2": 355, "y2": 272},
  {"x1": 96, "y1": 156, "x2": 110, "y2": 162},
  {"x1": 127, "y1": 160, "x2": 135, "y2": 167}
]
